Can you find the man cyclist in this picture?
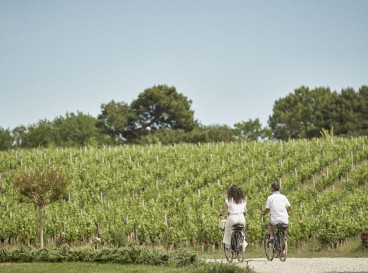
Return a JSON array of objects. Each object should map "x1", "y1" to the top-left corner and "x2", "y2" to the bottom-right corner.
[{"x1": 261, "y1": 181, "x2": 291, "y2": 243}]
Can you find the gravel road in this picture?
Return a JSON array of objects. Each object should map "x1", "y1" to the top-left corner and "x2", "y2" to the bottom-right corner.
[{"x1": 209, "y1": 258, "x2": 368, "y2": 273}]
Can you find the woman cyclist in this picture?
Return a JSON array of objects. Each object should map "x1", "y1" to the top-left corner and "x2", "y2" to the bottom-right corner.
[{"x1": 219, "y1": 185, "x2": 247, "y2": 249}]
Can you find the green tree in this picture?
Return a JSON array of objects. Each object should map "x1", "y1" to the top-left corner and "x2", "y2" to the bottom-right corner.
[
  {"x1": 130, "y1": 85, "x2": 198, "y2": 139},
  {"x1": 136, "y1": 129, "x2": 187, "y2": 145},
  {"x1": 268, "y1": 87, "x2": 310, "y2": 140},
  {"x1": 18, "y1": 120, "x2": 55, "y2": 148},
  {"x1": 309, "y1": 87, "x2": 333, "y2": 137},
  {"x1": 97, "y1": 100, "x2": 136, "y2": 143},
  {"x1": 0, "y1": 127, "x2": 14, "y2": 150},
  {"x1": 357, "y1": 85, "x2": 368, "y2": 135},
  {"x1": 268, "y1": 85, "x2": 368, "y2": 139},
  {"x1": 269, "y1": 86, "x2": 335, "y2": 140},
  {"x1": 328, "y1": 88, "x2": 359, "y2": 136},
  {"x1": 12, "y1": 126, "x2": 27, "y2": 147},
  {"x1": 234, "y1": 118, "x2": 272, "y2": 141},
  {"x1": 13, "y1": 168, "x2": 70, "y2": 248},
  {"x1": 184, "y1": 124, "x2": 234, "y2": 143},
  {"x1": 53, "y1": 112, "x2": 110, "y2": 147}
]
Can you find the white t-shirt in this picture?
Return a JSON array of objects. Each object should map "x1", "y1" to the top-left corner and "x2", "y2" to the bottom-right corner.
[
  {"x1": 266, "y1": 191, "x2": 290, "y2": 224},
  {"x1": 226, "y1": 198, "x2": 246, "y2": 214}
]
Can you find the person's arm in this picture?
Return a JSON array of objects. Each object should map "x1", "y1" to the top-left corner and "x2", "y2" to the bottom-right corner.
[
  {"x1": 219, "y1": 202, "x2": 228, "y2": 216},
  {"x1": 262, "y1": 196, "x2": 271, "y2": 216},
  {"x1": 286, "y1": 196, "x2": 292, "y2": 213},
  {"x1": 261, "y1": 208, "x2": 270, "y2": 216}
]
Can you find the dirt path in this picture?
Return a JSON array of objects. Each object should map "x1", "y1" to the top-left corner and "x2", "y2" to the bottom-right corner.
[{"x1": 209, "y1": 258, "x2": 368, "y2": 273}]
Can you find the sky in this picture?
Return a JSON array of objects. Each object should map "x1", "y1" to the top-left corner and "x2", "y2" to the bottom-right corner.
[{"x1": 1, "y1": 0, "x2": 368, "y2": 130}]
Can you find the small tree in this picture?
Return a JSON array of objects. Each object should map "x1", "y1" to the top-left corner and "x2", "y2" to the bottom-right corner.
[
  {"x1": 234, "y1": 119, "x2": 272, "y2": 141},
  {"x1": 13, "y1": 168, "x2": 70, "y2": 248}
]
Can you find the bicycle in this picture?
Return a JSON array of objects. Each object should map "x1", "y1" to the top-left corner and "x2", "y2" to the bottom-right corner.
[
  {"x1": 263, "y1": 223, "x2": 288, "y2": 262},
  {"x1": 223, "y1": 223, "x2": 245, "y2": 263}
]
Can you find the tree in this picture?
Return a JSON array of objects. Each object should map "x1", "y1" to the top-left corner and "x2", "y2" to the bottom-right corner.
[
  {"x1": 97, "y1": 100, "x2": 136, "y2": 143},
  {"x1": 234, "y1": 119, "x2": 272, "y2": 141},
  {"x1": 357, "y1": 85, "x2": 368, "y2": 135},
  {"x1": 13, "y1": 168, "x2": 70, "y2": 248},
  {"x1": 269, "y1": 86, "x2": 333, "y2": 140},
  {"x1": 327, "y1": 88, "x2": 359, "y2": 136},
  {"x1": 12, "y1": 126, "x2": 28, "y2": 147},
  {"x1": 0, "y1": 127, "x2": 14, "y2": 150},
  {"x1": 308, "y1": 87, "x2": 333, "y2": 137},
  {"x1": 184, "y1": 124, "x2": 234, "y2": 143},
  {"x1": 130, "y1": 85, "x2": 198, "y2": 139},
  {"x1": 53, "y1": 112, "x2": 110, "y2": 147},
  {"x1": 268, "y1": 88, "x2": 305, "y2": 140},
  {"x1": 16, "y1": 120, "x2": 55, "y2": 148},
  {"x1": 135, "y1": 128, "x2": 187, "y2": 145}
]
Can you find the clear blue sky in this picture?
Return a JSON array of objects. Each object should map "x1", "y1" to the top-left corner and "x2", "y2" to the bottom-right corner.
[{"x1": 1, "y1": 0, "x2": 367, "y2": 130}]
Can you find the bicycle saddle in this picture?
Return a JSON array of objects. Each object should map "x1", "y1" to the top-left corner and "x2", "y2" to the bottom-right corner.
[{"x1": 233, "y1": 224, "x2": 244, "y2": 229}]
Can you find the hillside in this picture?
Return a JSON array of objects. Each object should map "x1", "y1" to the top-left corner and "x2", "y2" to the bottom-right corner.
[{"x1": 0, "y1": 137, "x2": 367, "y2": 248}]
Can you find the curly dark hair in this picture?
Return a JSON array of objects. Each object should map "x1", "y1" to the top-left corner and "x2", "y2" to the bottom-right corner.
[{"x1": 227, "y1": 185, "x2": 245, "y2": 204}]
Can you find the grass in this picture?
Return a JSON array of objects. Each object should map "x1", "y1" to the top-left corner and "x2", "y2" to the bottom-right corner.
[
  {"x1": 0, "y1": 262, "x2": 255, "y2": 273},
  {"x1": 198, "y1": 236, "x2": 368, "y2": 260},
  {"x1": 0, "y1": 263, "x2": 192, "y2": 273},
  {"x1": 290, "y1": 237, "x2": 368, "y2": 258}
]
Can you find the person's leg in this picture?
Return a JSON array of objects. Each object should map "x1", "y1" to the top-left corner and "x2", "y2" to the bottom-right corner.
[
  {"x1": 223, "y1": 216, "x2": 236, "y2": 248},
  {"x1": 268, "y1": 222, "x2": 274, "y2": 240}
]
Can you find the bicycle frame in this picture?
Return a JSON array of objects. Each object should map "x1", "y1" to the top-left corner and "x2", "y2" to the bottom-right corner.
[
  {"x1": 264, "y1": 223, "x2": 288, "y2": 262},
  {"x1": 224, "y1": 223, "x2": 245, "y2": 263}
]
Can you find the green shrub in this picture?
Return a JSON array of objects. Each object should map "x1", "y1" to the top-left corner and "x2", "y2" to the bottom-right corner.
[
  {"x1": 0, "y1": 246, "x2": 254, "y2": 273},
  {"x1": 0, "y1": 246, "x2": 197, "y2": 267}
]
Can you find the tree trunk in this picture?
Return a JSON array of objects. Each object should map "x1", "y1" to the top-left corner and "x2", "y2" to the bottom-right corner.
[{"x1": 39, "y1": 205, "x2": 44, "y2": 248}]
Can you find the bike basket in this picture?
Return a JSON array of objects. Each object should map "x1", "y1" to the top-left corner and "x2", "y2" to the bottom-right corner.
[{"x1": 219, "y1": 219, "x2": 226, "y2": 231}]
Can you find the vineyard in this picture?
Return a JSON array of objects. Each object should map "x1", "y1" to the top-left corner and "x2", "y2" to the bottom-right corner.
[{"x1": 0, "y1": 137, "x2": 368, "y2": 249}]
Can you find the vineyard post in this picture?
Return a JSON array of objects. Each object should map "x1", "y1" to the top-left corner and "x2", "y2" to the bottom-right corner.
[
  {"x1": 351, "y1": 151, "x2": 354, "y2": 169},
  {"x1": 134, "y1": 224, "x2": 137, "y2": 241}
]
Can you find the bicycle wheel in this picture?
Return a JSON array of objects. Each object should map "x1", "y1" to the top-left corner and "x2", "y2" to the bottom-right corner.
[
  {"x1": 224, "y1": 242, "x2": 233, "y2": 263},
  {"x1": 236, "y1": 232, "x2": 245, "y2": 262},
  {"x1": 279, "y1": 233, "x2": 287, "y2": 262},
  {"x1": 264, "y1": 232, "x2": 274, "y2": 261}
]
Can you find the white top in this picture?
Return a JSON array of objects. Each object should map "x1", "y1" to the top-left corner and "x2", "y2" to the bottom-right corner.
[
  {"x1": 226, "y1": 198, "x2": 246, "y2": 214},
  {"x1": 266, "y1": 191, "x2": 290, "y2": 224}
]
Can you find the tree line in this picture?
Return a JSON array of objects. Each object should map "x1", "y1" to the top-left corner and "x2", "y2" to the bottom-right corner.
[{"x1": 0, "y1": 84, "x2": 367, "y2": 150}]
